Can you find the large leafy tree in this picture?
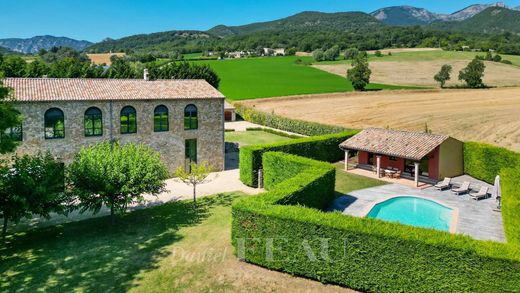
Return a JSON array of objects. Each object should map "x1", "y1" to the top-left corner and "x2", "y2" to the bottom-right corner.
[
  {"x1": 459, "y1": 58, "x2": 486, "y2": 88},
  {"x1": 67, "y1": 141, "x2": 169, "y2": 224},
  {"x1": 0, "y1": 153, "x2": 66, "y2": 238},
  {"x1": 434, "y1": 64, "x2": 452, "y2": 88},
  {"x1": 0, "y1": 78, "x2": 22, "y2": 154},
  {"x1": 347, "y1": 55, "x2": 372, "y2": 91}
]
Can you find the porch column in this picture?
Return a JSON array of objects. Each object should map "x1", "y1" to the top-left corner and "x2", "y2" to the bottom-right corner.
[
  {"x1": 376, "y1": 155, "x2": 382, "y2": 178},
  {"x1": 414, "y1": 162, "x2": 420, "y2": 187},
  {"x1": 344, "y1": 150, "x2": 349, "y2": 171}
]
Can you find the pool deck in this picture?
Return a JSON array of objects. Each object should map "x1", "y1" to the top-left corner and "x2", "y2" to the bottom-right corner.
[{"x1": 330, "y1": 181, "x2": 505, "y2": 242}]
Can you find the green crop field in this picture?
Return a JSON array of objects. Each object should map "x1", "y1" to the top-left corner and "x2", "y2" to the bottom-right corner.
[{"x1": 193, "y1": 56, "x2": 420, "y2": 100}]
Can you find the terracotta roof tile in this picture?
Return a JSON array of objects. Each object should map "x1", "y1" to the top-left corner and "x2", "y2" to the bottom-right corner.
[
  {"x1": 4, "y1": 78, "x2": 224, "y2": 102},
  {"x1": 340, "y1": 128, "x2": 450, "y2": 161}
]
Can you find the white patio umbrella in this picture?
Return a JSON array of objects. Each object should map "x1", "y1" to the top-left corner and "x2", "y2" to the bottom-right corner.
[{"x1": 492, "y1": 175, "x2": 501, "y2": 209}]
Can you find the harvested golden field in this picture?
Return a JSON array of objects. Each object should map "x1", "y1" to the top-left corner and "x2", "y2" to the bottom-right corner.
[
  {"x1": 314, "y1": 60, "x2": 520, "y2": 88},
  {"x1": 241, "y1": 88, "x2": 520, "y2": 151},
  {"x1": 87, "y1": 53, "x2": 126, "y2": 65},
  {"x1": 366, "y1": 48, "x2": 442, "y2": 54}
]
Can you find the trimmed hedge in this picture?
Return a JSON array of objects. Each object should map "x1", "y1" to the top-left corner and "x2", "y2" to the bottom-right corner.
[
  {"x1": 464, "y1": 142, "x2": 520, "y2": 244},
  {"x1": 235, "y1": 103, "x2": 353, "y2": 136},
  {"x1": 501, "y1": 167, "x2": 520, "y2": 244},
  {"x1": 232, "y1": 152, "x2": 520, "y2": 292},
  {"x1": 464, "y1": 141, "x2": 520, "y2": 184},
  {"x1": 245, "y1": 127, "x2": 303, "y2": 139},
  {"x1": 262, "y1": 152, "x2": 336, "y2": 209},
  {"x1": 239, "y1": 131, "x2": 359, "y2": 187}
]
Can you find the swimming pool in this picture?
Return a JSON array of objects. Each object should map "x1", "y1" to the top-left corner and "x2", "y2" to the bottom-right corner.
[{"x1": 366, "y1": 196, "x2": 454, "y2": 232}]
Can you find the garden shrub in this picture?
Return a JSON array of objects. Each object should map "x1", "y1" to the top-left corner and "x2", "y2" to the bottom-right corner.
[
  {"x1": 463, "y1": 141, "x2": 520, "y2": 183},
  {"x1": 501, "y1": 167, "x2": 520, "y2": 244},
  {"x1": 232, "y1": 152, "x2": 520, "y2": 292},
  {"x1": 235, "y1": 104, "x2": 352, "y2": 136},
  {"x1": 239, "y1": 131, "x2": 358, "y2": 187}
]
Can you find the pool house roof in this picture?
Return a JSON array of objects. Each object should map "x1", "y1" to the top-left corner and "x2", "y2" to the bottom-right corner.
[{"x1": 339, "y1": 128, "x2": 451, "y2": 161}]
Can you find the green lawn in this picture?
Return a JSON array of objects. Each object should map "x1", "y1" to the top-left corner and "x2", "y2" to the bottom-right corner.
[
  {"x1": 318, "y1": 50, "x2": 520, "y2": 67},
  {"x1": 334, "y1": 163, "x2": 387, "y2": 194},
  {"x1": 225, "y1": 130, "x2": 293, "y2": 146},
  {"x1": 194, "y1": 56, "x2": 420, "y2": 100},
  {"x1": 0, "y1": 163, "x2": 386, "y2": 292},
  {"x1": 0, "y1": 192, "x2": 354, "y2": 292}
]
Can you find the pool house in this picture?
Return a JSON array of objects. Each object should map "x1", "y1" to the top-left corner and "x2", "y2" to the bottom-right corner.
[{"x1": 339, "y1": 128, "x2": 464, "y2": 186}]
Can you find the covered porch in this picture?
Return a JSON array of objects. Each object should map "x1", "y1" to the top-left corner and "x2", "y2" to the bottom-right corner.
[{"x1": 339, "y1": 128, "x2": 464, "y2": 187}]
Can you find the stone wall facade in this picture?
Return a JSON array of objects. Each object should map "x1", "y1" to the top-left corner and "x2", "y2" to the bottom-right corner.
[{"x1": 4, "y1": 98, "x2": 225, "y2": 174}]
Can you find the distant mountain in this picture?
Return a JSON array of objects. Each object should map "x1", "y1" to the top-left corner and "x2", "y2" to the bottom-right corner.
[
  {"x1": 370, "y1": 6, "x2": 446, "y2": 26},
  {"x1": 86, "y1": 30, "x2": 215, "y2": 53},
  {"x1": 371, "y1": 3, "x2": 507, "y2": 26},
  {"x1": 448, "y1": 4, "x2": 494, "y2": 21},
  {"x1": 87, "y1": 12, "x2": 381, "y2": 52},
  {"x1": 208, "y1": 11, "x2": 381, "y2": 37},
  {"x1": 0, "y1": 46, "x2": 14, "y2": 54},
  {"x1": 433, "y1": 6, "x2": 520, "y2": 34},
  {"x1": 0, "y1": 35, "x2": 92, "y2": 54}
]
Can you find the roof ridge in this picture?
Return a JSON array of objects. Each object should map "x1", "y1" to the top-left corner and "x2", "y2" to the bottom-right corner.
[
  {"x1": 365, "y1": 127, "x2": 449, "y2": 139},
  {"x1": 4, "y1": 77, "x2": 208, "y2": 82}
]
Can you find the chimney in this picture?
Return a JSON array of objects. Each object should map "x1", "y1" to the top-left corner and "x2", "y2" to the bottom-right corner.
[{"x1": 143, "y1": 69, "x2": 149, "y2": 81}]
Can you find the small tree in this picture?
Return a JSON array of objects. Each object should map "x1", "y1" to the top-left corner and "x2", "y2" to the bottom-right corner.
[
  {"x1": 459, "y1": 58, "x2": 486, "y2": 88},
  {"x1": 0, "y1": 78, "x2": 22, "y2": 154},
  {"x1": 485, "y1": 51, "x2": 493, "y2": 61},
  {"x1": 312, "y1": 49, "x2": 325, "y2": 62},
  {"x1": 323, "y1": 45, "x2": 340, "y2": 61},
  {"x1": 347, "y1": 55, "x2": 372, "y2": 91},
  {"x1": 344, "y1": 48, "x2": 359, "y2": 60},
  {"x1": 374, "y1": 50, "x2": 383, "y2": 57},
  {"x1": 174, "y1": 162, "x2": 213, "y2": 208},
  {"x1": 0, "y1": 153, "x2": 66, "y2": 238},
  {"x1": 434, "y1": 64, "x2": 452, "y2": 88},
  {"x1": 67, "y1": 141, "x2": 169, "y2": 224}
]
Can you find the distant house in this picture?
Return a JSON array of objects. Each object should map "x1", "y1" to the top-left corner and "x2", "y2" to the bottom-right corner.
[
  {"x1": 339, "y1": 128, "x2": 464, "y2": 186},
  {"x1": 262, "y1": 48, "x2": 285, "y2": 56},
  {"x1": 227, "y1": 51, "x2": 244, "y2": 59},
  {"x1": 2, "y1": 77, "x2": 226, "y2": 172},
  {"x1": 461, "y1": 46, "x2": 470, "y2": 51},
  {"x1": 224, "y1": 101, "x2": 236, "y2": 122}
]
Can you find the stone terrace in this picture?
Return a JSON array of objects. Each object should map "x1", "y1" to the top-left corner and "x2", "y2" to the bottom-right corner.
[{"x1": 330, "y1": 179, "x2": 505, "y2": 242}]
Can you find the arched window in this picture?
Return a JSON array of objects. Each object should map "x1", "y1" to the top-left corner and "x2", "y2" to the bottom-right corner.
[
  {"x1": 154, "y1": 105, "x2": 169, "y2": 132},
  {"x1": 184, "y1": 104, "x2": 198, "y2": 130},
  {"x1": 84, "y1": 107, "x2": 103, "y2": 137},
  {"x1": 120, "y1": 106, "x2": 137, "y2": 134},
  {"x1": 44, "y1": 108, "x2": 65, "y2": 139}
]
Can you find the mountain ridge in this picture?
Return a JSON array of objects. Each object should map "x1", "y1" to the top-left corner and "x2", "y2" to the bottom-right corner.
[
  {"x1": 207, "y1": 11, "x2": 381, "y2": 37},
  {"x1": 370, "y1": 3, "x2": 507, "y2": 25},
  {"x1": 0, "y1": 35, "x2": 92, "y2": 54}
]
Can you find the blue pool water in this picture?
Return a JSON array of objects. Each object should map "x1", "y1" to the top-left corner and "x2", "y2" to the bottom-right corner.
[{"x1": 367, "y1": 196, "x2": 453, "y2": 231}]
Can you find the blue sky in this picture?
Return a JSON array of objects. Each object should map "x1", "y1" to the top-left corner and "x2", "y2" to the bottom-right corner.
[{"x1": 2, "y1": 0, "x2": 520, "y2": 42}]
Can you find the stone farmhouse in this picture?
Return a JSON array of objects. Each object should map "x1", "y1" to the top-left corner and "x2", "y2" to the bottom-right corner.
[{"x1": 2, "y1": 77, "x2": 226, "y2": 173}]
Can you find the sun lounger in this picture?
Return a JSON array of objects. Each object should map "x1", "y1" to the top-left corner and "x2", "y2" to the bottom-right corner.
[
  {"x1": 470, "y1": 187, "x2": 490, "y2": 200},
  {"x1": 435, "y1": 177, "x2": 451, "y2": 190},
  {"x1": 452, "y1": 181, "x2": 470, "y2": 195}
]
